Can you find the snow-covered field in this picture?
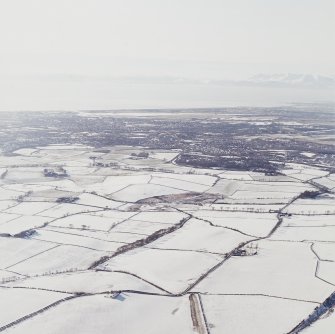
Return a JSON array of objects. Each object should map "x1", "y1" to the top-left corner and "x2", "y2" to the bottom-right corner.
[
  {"x1": 201, "y1": 294, "x2": 316, "y2": 334},
  {"x1": 3, "y1": 294, "x2": 195, "y2": 334},
  {"x1": 100, "y1": 247, "x2": 223, "y2": 294},
  {"x1": 192, "y1": 240, "x2": 334, "y2": 302},
  {"x1": 9, "y1": 245, "x2": 107, "y2": 276},
  {"x1": 148, "y1": 218, "x2": 252, "y2": 254},
  {"x1": 0, "y1": 288, "x2": 69, "y2": 327},
  {"x1": 0, "y1": 145, "x2": 334, "y2": 333}
]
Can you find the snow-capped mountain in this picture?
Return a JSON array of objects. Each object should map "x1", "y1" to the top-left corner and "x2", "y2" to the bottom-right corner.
[{"x1": 243, "y1": 73, "x2": 335, "y2": 88}]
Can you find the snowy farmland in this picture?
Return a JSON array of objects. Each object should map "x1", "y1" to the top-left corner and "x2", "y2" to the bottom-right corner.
[{"x1": 0, "y1": 144, "x2": 334, "y2": 334}]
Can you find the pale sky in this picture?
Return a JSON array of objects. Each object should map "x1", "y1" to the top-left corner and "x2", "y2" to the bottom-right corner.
[
  {"x1": 0, "y1": 0, "x2": 334, "y2": 79},
  {"x1": 0, "y1": 0, "x2": 334, "y2": 110}
]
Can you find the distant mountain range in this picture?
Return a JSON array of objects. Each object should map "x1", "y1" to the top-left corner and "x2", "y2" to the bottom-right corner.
[
  {"x1": 237, "y1": 73, "x2": 335, "y2": 88},
  {"x1": 2, "y1": 73, "x2": 334, "y2": 89},
  {"x1": 149, "y1": 73, "x2": 335, "y2": 88}
]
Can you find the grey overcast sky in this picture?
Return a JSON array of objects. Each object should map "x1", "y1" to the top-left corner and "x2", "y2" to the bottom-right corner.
[{"x1": 0, "y1": 0, "x2": 334, "y2": 79}]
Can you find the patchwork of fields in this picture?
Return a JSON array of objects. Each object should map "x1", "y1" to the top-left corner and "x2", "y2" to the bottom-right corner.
[{"x1": 0, "y1": 145, "x2": 334, "y2": 333}]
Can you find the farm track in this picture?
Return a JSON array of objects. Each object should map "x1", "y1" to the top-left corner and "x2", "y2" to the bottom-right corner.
[
  {"x1": 0, "y1": 282, "x2": 326, "y2": 332},
  {"x1": 189, "y1": 293, "x2": 209, "y2": 334},
  {"x1": 0, "y1": 160, "x2": 333, "y2": 332},
  {"x1": 0, "y1": 182, "x2": 313, "y2": 324}
]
